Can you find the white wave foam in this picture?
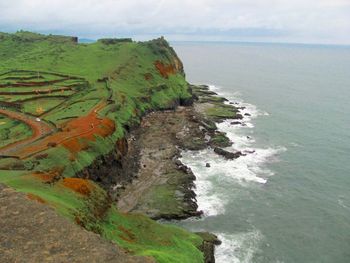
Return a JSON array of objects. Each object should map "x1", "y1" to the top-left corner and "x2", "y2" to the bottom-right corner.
[
  {"x1": 181, "y1": 84, "x2": 286, "y2": 259},
  {"x1": 180, "y1": 85, "x2": 287, "y2": 215},
  {"x1": 215, "y1": 231, "x2": 263, "y2": 263},
  {"x1": 180, "y1": 150, "x2": 227, "y2": 216},
  {"x1": 290, "y1": 142, "x2": 303, "y2": 148}
]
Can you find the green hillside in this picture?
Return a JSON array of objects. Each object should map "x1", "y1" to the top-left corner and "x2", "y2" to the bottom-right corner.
[{"x1": 0, "y1": 31, "x2": 204, "y2": 262}]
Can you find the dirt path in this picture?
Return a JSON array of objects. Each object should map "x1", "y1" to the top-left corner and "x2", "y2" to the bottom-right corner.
[
  {"x1": 0, "y1": 109, "x2": 56, "y2": 157},
  {"x1": 0, "y1": 184, "x2": 154, "y2": 263}
]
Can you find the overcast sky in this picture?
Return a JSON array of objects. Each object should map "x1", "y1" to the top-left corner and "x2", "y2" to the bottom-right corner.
[{"x1": 0, "y1": 0, "x2": 349, "y2": 44}]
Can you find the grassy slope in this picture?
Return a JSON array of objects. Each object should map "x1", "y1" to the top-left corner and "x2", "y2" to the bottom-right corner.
[
  {"x1": 0, "y1": 32, "x2": 203, "y2": 262},
  {"x1": 0, "y1": 114, "x2": 33, "y2": 147}
]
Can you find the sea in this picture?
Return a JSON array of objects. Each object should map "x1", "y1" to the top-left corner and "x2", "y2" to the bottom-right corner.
[{"x1": 172, "y1": 42, "x2": 350, "y2": 263}]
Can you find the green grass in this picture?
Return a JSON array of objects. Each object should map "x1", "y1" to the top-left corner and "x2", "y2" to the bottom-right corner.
[
  {"x1": 103, "y1": 208, "x2": 203, "y2": 263},
  {"x1": 1, "y1": 92, "x2": 75, "y2": 103},
  {"x1": 0, "y1": 114, "x2": 32, "y2": 147},
  {"x1": 21, "y1": 97, "x2": 65, "y2": 115},
  {"x1": 46, "y1": 98, "x2": 99, "y2": 122},
  {"x1": 205, "y1": 104, "x2": 237, "y2": 120},
  {"x1": 210, "y1": 132, "x2": 232, "y2": 147}
]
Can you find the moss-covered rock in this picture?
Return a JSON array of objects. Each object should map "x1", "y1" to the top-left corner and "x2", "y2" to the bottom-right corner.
[{"x1": 209, "y1": 131, "x2": 232, "y2": 148}]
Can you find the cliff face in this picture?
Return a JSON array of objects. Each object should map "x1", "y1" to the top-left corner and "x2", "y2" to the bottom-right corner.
[
  {"x1": 0, "y1": 32, "x2": 207, "y2": 263},
  {"x1": 146, "y1": 37, "x2": 185, "y2": 76}
]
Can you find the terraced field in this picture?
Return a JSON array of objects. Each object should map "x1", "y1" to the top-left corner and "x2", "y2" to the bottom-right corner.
[{"x1": 0, "y1": 70, "x2": 101, "y2": 158}]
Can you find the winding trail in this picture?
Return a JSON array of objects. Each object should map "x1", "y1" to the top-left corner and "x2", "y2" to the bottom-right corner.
[
  {"x1": 0, "y1": 79, "x2": 113, "y2": 159},
  {"x1": 0, "y1": 109, "x2": 56, "y2": 157}
]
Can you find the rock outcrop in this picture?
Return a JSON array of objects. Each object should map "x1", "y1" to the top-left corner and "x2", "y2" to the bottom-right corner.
[
  {"x1": 214, "y1": 147, "x2": 244, "y2": 160},
  {"x1": 0, "y1": 184, "x2": 154, "y2": 263}
]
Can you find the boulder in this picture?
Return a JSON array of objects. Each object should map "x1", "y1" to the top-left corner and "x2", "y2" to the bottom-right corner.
[
  {"x1": 195, "y1": 232, "x2": 222, "y2": 263},
  {"x1": 230, "y1": 121, "x2": 241, "y2": 125},
  {"x1": 214, "y1": 147, "x2": 243, "y2": 160},
  {"x1": 235, "y1": 113, "x2": 243, "y2": 119}
]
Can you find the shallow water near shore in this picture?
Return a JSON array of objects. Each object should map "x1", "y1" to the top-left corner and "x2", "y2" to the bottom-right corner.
[{"x1": 172, "y1": 42, "x2": 350, "y2": 263}]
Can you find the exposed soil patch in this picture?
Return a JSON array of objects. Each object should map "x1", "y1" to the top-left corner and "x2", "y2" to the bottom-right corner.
[
  {"x1": 154, "y1": 60, "x2": 176, "y2": 78},
  {"x1": 26, "y1": 193, "x2": 46, "y2": 204},
  {"x1": 62, "y1": 178, "x2": 95, "y2": 196}
]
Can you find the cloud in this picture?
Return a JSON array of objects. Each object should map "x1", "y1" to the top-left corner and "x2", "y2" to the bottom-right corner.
[{"x1": 0, "y1": 0, "x2": 349, "y2": 44}]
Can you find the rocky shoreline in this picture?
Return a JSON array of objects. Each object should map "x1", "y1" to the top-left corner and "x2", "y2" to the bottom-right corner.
[
  {"x1": 115, "y1": 84, "x2": 241, "y2": 217},
  {"x1": 75, "y1": 83, "x2": 242, "y2": 262}
]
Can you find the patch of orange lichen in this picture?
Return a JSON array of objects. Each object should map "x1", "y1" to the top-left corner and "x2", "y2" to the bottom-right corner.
[
  {"x1": 62, "y1": 178, "x2": 94, "y2": 196},
  {"x1": 27, "y1": 193, "x2": 46, "y2": 204},
  {"x1": 154, "y1": 60, "x2": 176, "y2": 78}
]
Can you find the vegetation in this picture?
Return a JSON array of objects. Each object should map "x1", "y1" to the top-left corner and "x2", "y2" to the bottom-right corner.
[
  {"x1": 0, "y1": 114, "x2": 32, "y2": 147},
  {"x1": 0, "y1": 31, "x2": 203, "y2": 262}
]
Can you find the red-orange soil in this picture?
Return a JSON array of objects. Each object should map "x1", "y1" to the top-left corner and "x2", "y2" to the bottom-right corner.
[
  {"x1": 0, "y1": 101, "x2": 115, "y2": 159},
  {"x1": 62, "y1": 178, "x2": 94, "y2": 196},
  {"x1": 32, "y1": 168, "x2": 63, "y2": 183},
  {"x1": 0, "y1": 109, "x2": 55, "y2": 156},
  {"x1": 154, "y1": 61, "x2": 176, "y2": 78},
  {"x1": 118, "y1": 226, "x2": 136, "y2": 243},
  {"x1": 26, "y1": 193, "x2": 46, "y2": 204}
]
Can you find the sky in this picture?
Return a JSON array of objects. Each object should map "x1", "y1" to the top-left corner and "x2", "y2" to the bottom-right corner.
[{"x1": 0, "y1": 0, "x2": 349, "y2": 45}]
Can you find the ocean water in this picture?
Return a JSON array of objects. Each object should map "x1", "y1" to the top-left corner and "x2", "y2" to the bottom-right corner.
[{"x1": 172, "y1": 42, "x2": 350, "y2": 263}]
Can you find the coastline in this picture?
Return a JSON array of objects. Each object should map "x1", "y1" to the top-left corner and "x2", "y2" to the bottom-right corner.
[
  {"x1": 109, "y1": 83, "x2": 251, "y2": 261},
  {"x1": 0, "y1": 33, "x2": 275, "y2": 262},
  {"x1": 0, "y1": 33, "x2": 218, "y2": 263}
]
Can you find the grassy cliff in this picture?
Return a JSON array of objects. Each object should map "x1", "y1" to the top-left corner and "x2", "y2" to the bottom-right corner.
[{"x1": 0, "y1": 31, "x2": 204, "y2": 262}]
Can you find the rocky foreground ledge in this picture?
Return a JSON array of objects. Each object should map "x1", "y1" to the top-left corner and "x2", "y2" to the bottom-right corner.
[{"x1": 0, "y1": 183, "x2": 153, "y2": 263}]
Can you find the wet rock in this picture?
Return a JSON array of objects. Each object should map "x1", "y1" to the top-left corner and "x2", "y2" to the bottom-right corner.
[
  {"x1": 195, "y1": 232, "x2": 222, "y2": 263},
  {"x1": 205, "y1": 163, "x2": 211, "y2": 168},
  {"x1": 230, "y1": 121, "x2": 241, "y2": 125},
  {"x1": 214, "y1": 147, "x2": 243, "y2": 160},
  {"x1": 234, "y1": 113, "x2": 243, "y2": 119},
  {"x1": 244, "y1": 113, "x2": 251, "y2": 116},
  {"x1": 236, "y1": 106, "x2": 246, "y2": 110},
  {"x1": 174, "y1": 159, "x2": 183, "y2": 167}
]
